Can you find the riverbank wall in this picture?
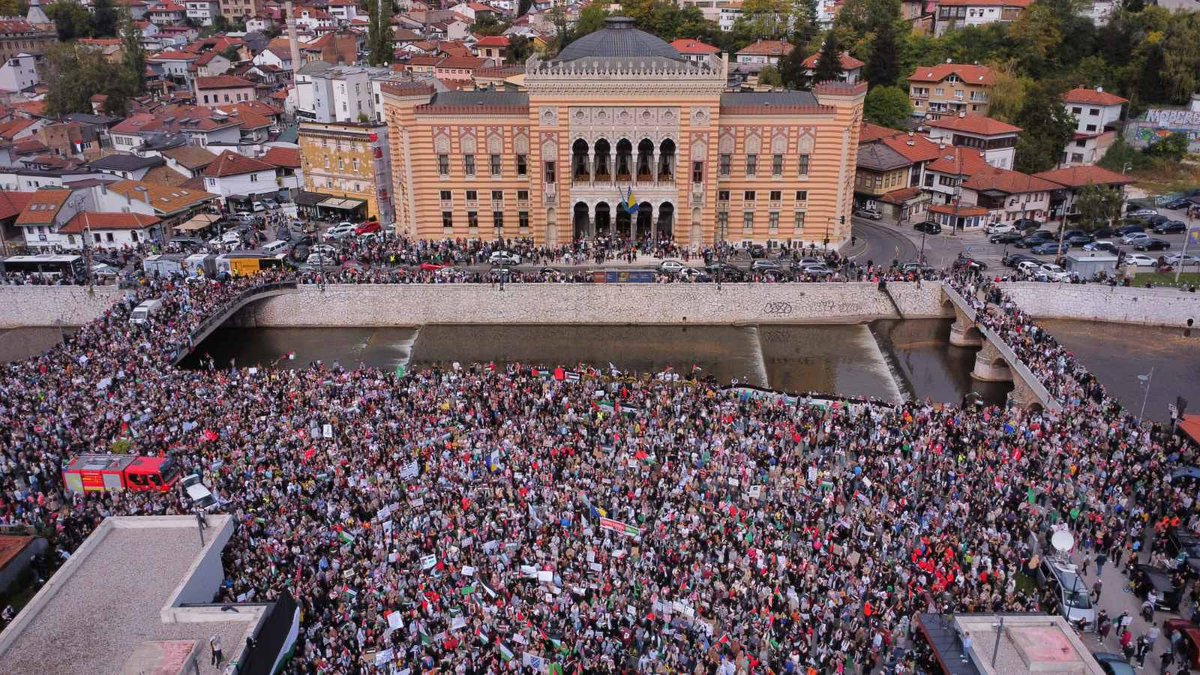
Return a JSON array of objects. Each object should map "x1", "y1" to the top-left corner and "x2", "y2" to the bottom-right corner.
[
  {"x1": 0, "y1": 286, "x2": 124, "y2": 328},
  {"x1": 1003, "y1": 283, "x2": 1200, "y2": 328},
  {"x1": 231, "y1": 283, "x2": 950, "y2": 327}
]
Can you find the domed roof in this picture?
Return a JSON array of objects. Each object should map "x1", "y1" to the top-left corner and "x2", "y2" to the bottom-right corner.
[{"x1": 555, "y1": 17, "x2": 682, "y2": 62}]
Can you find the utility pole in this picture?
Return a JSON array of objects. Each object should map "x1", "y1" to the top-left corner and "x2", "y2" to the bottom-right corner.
[
  {"x1": 1139, "y1": 367, "x2": 1155, "y2": 420},
  {"x1": 1177, "y1": 227, "x2": 1196, "y2": 284}
]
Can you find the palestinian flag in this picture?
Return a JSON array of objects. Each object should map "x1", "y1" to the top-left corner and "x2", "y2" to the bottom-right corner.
[
  {"x1": 460, "y1": 585, "x2": 476, "y2": 596},
  {"x1": 549, "y1": 665, "x2": 563, "y2": 675},
  {"x1": 499, "y1": 643, "x2": 514, "y2": 662},
  {"x1": 338, "y1": 530, "x2": 355, "y2": 545},
  {"x1": 420, "y1": 631, "x2": 434, "y2": 646}
]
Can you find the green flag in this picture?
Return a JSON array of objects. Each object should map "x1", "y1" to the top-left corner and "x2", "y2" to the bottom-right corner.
[{"x1": 499, "y1": 643, "x2": 514, "y2": 662}]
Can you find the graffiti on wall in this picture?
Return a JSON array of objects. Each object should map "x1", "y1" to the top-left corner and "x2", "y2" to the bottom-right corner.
[{"x1": 1125, "y1": 107, "x2": 1200, "y2": 152}]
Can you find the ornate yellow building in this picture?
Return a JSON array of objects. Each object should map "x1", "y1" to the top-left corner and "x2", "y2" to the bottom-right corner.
[
  {"x1": 382, "y1": 18, "x2": 864, "y2": 246},
  {"x1": 298, "y1": 121, "x2": 393, "y2": 222}
]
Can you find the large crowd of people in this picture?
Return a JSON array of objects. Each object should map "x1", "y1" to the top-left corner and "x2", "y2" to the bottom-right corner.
[{"x1": 0, "y1": 261, "x2": 1195, "y2": 674}]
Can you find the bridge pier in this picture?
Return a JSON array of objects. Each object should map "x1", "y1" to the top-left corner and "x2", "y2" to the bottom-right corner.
[
  {"x1": 946, "y1": 298, "x2": 984, "y2": 348},
  {"x1": 971, "y1": 341, "x2": 1012, "y2": 382},
  {"x1": 1007, "y1": 377, "x2": 1044, "y2": 410}
]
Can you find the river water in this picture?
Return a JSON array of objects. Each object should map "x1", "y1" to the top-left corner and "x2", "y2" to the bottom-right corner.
[{"x1": 174, "y1": 320, "x2": 1016, "y2": 406}]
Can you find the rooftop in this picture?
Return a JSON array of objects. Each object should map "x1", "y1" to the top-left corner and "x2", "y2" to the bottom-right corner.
[
  {"x1": 195, "y1": 75, "x2": 255, "y2": 90},
  {"x1": 737, "y1": 39, "x2": 794, "y2": 57},
  {"x1": 202, "y1": 150, "x2": 275, "y2": 177},
  {"x1": 908, "y1": 63, "x2": 996, "y2": 86},
  {"x1": 962, "y1": 165, "x2": 1061, "y2": 194},
  {"x1": 87, "y1": 154, "x2": 166, "y2": 172},
  {"x1": 926, "y1": 115, "x2": 1022, "y2": 136},
  {"x1": 801, "y1": 51, "x2": 865, "y2": 70},
  {"x1": 1063, "y1": 87, "x2": 1128, "y2": 107},
  {"x1": 1032, "y1": 165, "x2": 1135, "y2": 188},
  {"x1": 555, "y1": 17, "x2": 682, "y2": 63},
  {"x1": 0, "y1": 516, "x2": 259, "y2": 675},
  {"x1": 59, "y1": 211, "x2": 161, "y2": 234},
  {"x1": 669, "y1": 38, "x2": 719, "y2": 55}
]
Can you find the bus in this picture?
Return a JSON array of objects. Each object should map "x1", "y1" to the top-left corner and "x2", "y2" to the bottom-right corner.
[{"x1": 0, "y1": 254, "x2": 85, "y2": 282}]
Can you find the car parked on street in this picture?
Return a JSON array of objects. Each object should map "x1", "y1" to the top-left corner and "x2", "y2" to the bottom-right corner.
[
  {"x1": 1123, "y1": 253, "x2": 1158, "y2": 267},
  {"x1": 1004, "y1": 253, "x2": 1040, "y2": 268},
  {"x1": 913, "y1": 221, "x2": 941, "y2": 234},
  {"x1": 1092, "y1": 652, "x2": 1134, "y2": 675},
  {"x1": 853, "y1": 206, "x2": 882, "y2": 220},
  {"x1": 1164, "y1": 619, "x2": 1200, "y2": 669},
  {"x1": 1035, "y1": 263, "x2": 1072, "y2": 282},
  {"x1": 1166, "y1": 253, "x2": 1200, "y2": 266},
  {"x1": 1064, "y1": 233, "x2": 1094, "y2": 246},
  {"x1": 1120, "y1": 231, "x2": 1151, "y2": 245},
  {"x1": 989, "y1": 231, "x2": 1023, "y2": 244},
  {"x1": 1132, "y1": 564, "x2": 1182, "y2": 612},
  {"x1": 1116, "y1": 224, "x2": 1145, "y2": 236},
  {"x1": 1133, "y1": 238, "x2": 1170, "y2": 251},
  {"x1": 1152, "y1": 220, "x2": 1187, "y2": 234},
  {"x1": 1082, "y1": 240, "x2": 1119, "y2": 254},
  {"x1": 750, "y1": 259, "x2": 782, "y2": 273},
  {"x1": 657, "y1": 260, "x2": 686, "y2": 274},
  {"x1": 1127, "y1": 208, "x2": 1158, "y2": 218},
  {"x1": 1036, "y1": 558, "x2": 1095, "y2": 629},
  {"x1": 325, "y1": 222, "x2": 358, "y2": 240},
  {"x1": 1163, "y1": 198, "x2": 1192, "y2": 210},
  {"x1": 1013, "y1": 218, "x2": 1042, "y2": 231},
  {"x1": 985, "y1": 222, "x2": 1015, "y2": 235},
  {"x1": 1031, "y1": 242, "x2": 1068, "y2": 256}
]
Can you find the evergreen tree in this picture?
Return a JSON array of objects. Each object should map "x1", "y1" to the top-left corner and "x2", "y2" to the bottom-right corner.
[
  {"x1": 791, "y1": 0, "x2": 819, "y2": 47},
  {"x1": 864, "y1": 19, "x2": 899, "y2": 87},
  {"x1": 367, "y1": 0, "x2": 394, "y2": 67},
  {"x1": 518, "y1": 0, "x2": 531, "y2": 17},
  {"x1": 93, "y1": 0, "x2": 119, "y2": 37},
  {"x1": 120, "y1": 10, "x2": 146, "y2": 97},
  {"x1": 1013, "y1": 81, "x2": 1076, "y2": 173},
  {"x1": 811, "y1": 31, "x2": 843, "y2": 83},
  {"x1": 778, "y1": 39, "x2": 808, "y2": 89}
]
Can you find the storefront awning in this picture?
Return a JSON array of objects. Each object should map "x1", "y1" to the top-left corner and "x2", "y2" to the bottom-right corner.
[
  {"x1": 318, "y1": 198, "x2": 365, "y2": 211},
  {"x1": 174, "y1": 214, "x2": 221, "y2": 232},
  {"x1": 1181, "y1": 414, "x2": 1200, "y2": 446}
]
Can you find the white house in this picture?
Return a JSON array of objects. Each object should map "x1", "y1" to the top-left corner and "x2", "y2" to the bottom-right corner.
[
  {"x1": 293, "y1": 7, "x2": 336, "y2": 32},
  {"x1": 0, "y1": 54, "x2": 39, "y2": 95},
  {"x1": 924, "y1": 114, "x2": 1021, "y2": 170},
  {"x1": 148, "y1": 50, "x2": 199, "y2": 87},
  {"x1": 734, "y1": 40, "x2": 792, "y2": 67},
  {"x1": 202, "y1": 150, "x2": 277, "y2": 200},
  {"x1": 1061, "y1": 86, "x2": 1127, "y2": 167},
  {"x1": 254, "y1": 45, "x2": 294, "y2": 72},
  {"x1": 16, "y1": 188, "x2": 76, "y2": 249},
  {"x1": 934, "y1": 0, "x2": 1032, "y2": 35},
  {"x1": 185, "y1": 0, "x2": 221, "y2": 26},
  {"x1": 195, "y1": 75, "x2": 257, "y2": 108},
  {"x1": 801, "y1": 52, "x2": 865, "y2": 86},
  {"x1": 58, "y1": 212, "x2": 163, "y2": 250},
  {"x1": 959, "y1": 166, "x2": 1059, "y2": 224},
  {"x1": 328, "y1": 0, "x2": 360, "y2": 24}
]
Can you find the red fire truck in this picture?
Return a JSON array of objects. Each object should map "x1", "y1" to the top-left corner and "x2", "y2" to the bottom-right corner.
[{"x1": 62, "y1": 455, "x2": 181, "y2": 494}]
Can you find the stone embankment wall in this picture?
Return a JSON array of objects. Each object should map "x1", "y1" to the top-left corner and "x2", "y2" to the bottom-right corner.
[
  {"x1": 233, "y1": 283, "x2": 952, "y2": 327},
  {"x1": 1002, "y1": 282, "x2": 1200, "y2": 328},
  {"x1": 0, "y1": 286, "x2": 124, "y2": 328}
]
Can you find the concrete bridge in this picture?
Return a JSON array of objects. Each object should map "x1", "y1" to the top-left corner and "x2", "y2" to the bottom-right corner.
[
  {"x1": 941, "y1": 281, "x2": 1062, "y2": 412},
  {"x1": 171, "y1": 281, "x2": 297, "y2": 364}
]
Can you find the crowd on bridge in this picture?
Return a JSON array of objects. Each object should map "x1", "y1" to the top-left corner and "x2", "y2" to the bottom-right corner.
[{"x1": 0, "y1": 265, "x2": 1195, "y2": 674}]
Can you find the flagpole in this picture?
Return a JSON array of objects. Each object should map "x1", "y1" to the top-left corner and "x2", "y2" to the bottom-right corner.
[{"x1": 1139, "y1": 366, "x2": 1155, "y2": 419}]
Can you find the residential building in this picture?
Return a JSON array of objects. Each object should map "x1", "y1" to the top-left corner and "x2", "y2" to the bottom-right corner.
[
  {"x1": 86, "y1": 154, "x2": 166, "y2": 181},
  {"x1": 922, "y1": 144, "x2": 990, "y2": 205},
  {"x1": 185, "y1": 0, "x2": 221, "y2": 26},
  {"x1": 148, "y1": 3, "x2": 187, "y2": 26},
  {"x1": 0, "y1": 19, "x2": 55, "y2": 60},
  {"x1": 924, "y1": 114, "x2": 1020, "y2": 169},
  {"x1": 801, "y1": 52, "x2": 865, "y2": 85},
  {"x1": 105, "y1": 179, "x2": 219, "y2": 226},
  {"x1": 908, "y1": 63, "x2": 995, "y2": 119},
  {"x1": 735, "y1": 40, "x2": 793, "y2": 68},
  {"x1": 434, "y1": 56, "x2": 491, "y2": 83},
  {"x1": 1061, "y1": 86, "x2": 1127, "y2": 167},
  {"x1": 297, "y1": 121, "x2": 390, "y2": 221},
  {"x1": 195, "y1": 75, "x2": 258, "y2": 108},
  {"x1": 1032, "y1": 165, "x2": 1132, "y2": 223},
  {"x1": 262, "y1": 145, "x2": 302, "y2": 192},
  {"x1": 58, "y1": 212, "x2": 163, "y2": 250},
  {"x1": 16, "y1": 188, "x2": 78, "y2": 249},
  {"x1": 854, "y1": 124, "x2": 940, "y2": 222},
  {"x1": 109, "y1": 106, "x2": 243, "y2": 152},
  {"x1": 381, "y1": 17, "x2": 865, "y2": 246},
  {"x1": 474, "y1": 36, "x2": 510, "y2": 61},
  {"x1": 0, "y1": 53, "x2": 38, "y2": 97},
  {"x1": 219, "y1": 0, "x2": 261, "y2": 21},
  {"x1": 296, "y1": 63, "x2": 389, "y2": 123},
  {"x1": 195, "y1": 53, "x2": 232, "y2": 77},
  {"x1": 148, "y1": 51, "x2": 201, "y2": 88},
  {"x1": 934, "y1": 0, "x2": 1032, "y2": 35},
  {"x1": 328, "y1": 0, "x2": 360, "y2": 24},
  {"x1": 927, "y1": 202, "x2": 989, "y2": 230},
  {"x1": 669, "y1": 38, "x2": 719, "y2": 65},
  {"x1": 959, "y1": 165, "x2": 1059, "y2": 225},
  {"x1": 201, "y1": 150, "x2": 277, "y2": 204},
  {"x1": 161, "y1": 146, "x2": 218, "y2": 178}
]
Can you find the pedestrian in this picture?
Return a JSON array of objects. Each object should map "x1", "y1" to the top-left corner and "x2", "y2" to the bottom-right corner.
[
  {"x1": 1097, "y1": 552, "x2": 1108, "y2": 576},
  {"x1": 1092, "y1": 578, "x2": 1103, "y2": 602},
  {"x1": 961, "y1": 631, "x2": 971, "y2": 662},
  {"x1": 210, "y1": 635, "x2": 222, "y2": 666},
  {"x1": 1160, "y1": 649, "x2": 1174, "y2": 675},
  {"x1": 1098, "y1": 615, "x2": 1112, "y2": 643},
  {"x1": 1136, "y1": 634, "x2": 1151, "y2": 668}
]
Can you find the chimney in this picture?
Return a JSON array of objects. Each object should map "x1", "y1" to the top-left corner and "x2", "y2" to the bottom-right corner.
[
  {"x1": 958, "y1": 111, "x2": 965, "y2": 118},
  {"x1": 286, "y1": 1, "x2": 303, "y2": 76},
  {"x1": 1096, "y1": 86, "x2": 1103, "y2": 93}
]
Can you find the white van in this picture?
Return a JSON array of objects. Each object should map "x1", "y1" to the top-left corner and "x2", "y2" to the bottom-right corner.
[
  {"x1": 182, "y1": 473, "x2": 220, "y2": 512},
  {"x1": 262, "y1": 240, "x2": 290, "y2": 256},
  {"x1": 129, "y1": 299, "x2": 164, "y2": 325}
]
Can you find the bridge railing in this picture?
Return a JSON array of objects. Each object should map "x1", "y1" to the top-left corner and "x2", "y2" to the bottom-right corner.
[
  {"x1": 171, "y1": 281, "x2": 297, "y2": 364},
  {"x1": 941, "y1": 282, "x2": 1061, "y2": 411}
]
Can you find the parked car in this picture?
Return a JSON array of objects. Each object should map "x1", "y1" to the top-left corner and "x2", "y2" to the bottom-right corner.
[
  {"x1": 1082, "y1": 240, "x2": 1119, "y2": 254},
  {"x1": 325, "y1": 222, "x2": 358, "y2": 240},
  {"x1": 1164, "y1": 619, "x2": 1200, "y2": 669},
  {"x1": 657, "y1": 260, "x2": 686, "y2": 274},
  {"x1": 1152, "y1": 220, "x2": 1187, "y2": 234},
  {"x1": 1036, "y1": 558, "x2": 1095, "y2": 628},
  {"x1": 990, "y1": 231, "x2": 1024, "y2": 244},
  {"x1": 913, "y1": 221, "x2": 941, "y2": 234},
  {"x1": 1015, "y1": 234, "x2": 1052, "y2": 248},
  {"x1": 309, "y1": 243, "x2": 337, "y2": 258},
  {"x1": 1165, "y1": 253, "x2": 1200, "y2": 266},
  {"x1": 306, "y1": 253, "x2": 334, "y2": 267},
  {"x1": 985, "y1": 222, "x2": 1015, "y2": 235},
  {"x1": 705, "y1": 264, "x2": 745, "y2": 282},
  {"x1": 748, "y1": 244, "x2": 767, "y2": 258},
  {"x1": 1143, "y1": 214, "x2": 1170, "y2": 227},
  {"x1": 1035, "y1": 264, "x2": 1071, "y2": 282},
  {"x1": 1123, "y1": 253, "x2": 1158, "y2": 267},
  {"x1": 251, "y1": 201, "x2": 268, "y2": 213},
  {"x1": 1132, "y1": 564, "x2": 1182, "y2": 612},
  {"x1": 1064, "y1": 233, "x2": 1094, "y2": 246},
  {"x1": 1031, "y1": 242, "x2": 1068, "y2": 256},
  {"x1": 1133, "y1": 238, "x2": 1170, "y2": 251},
  {"x1": 1016, "y1": 260, "x2": 1043, "y2": 276},
  {"x1": 1127, "y1": 208, "x2": 1159, "y2": 218},
  {"x1": 1092, "y1": 653, "x2": 1135, "y2": 675},
  {"x1": 1116, "y1": 224, "x2": 1145, "y2": 236},
  {"x1": 853, "y1": 206, "x2": 882, "y2": 220},
  {"x1": 678, "y1": 267, "x2": 711, "y2": 282},
  {"x1": 1120, "y1": 231, "x2": 1151, "y2": 245},
  {"x1": 1093, "y1": 227, "x2": 1115, "y2": 237},
  {"x1": 355, "y1": 221, "x2": 382, "y2": 236},
  {"x1": 1163, "y1": 198, "x2": 1192, "y2": 210},
  {"x1": 1004, "y1": 253, "x2": 1039, "y2": 268},
  {"x1": 750, "y1": 259, "x2": 782, "y2": 272},
  {"x1": 900, "y1": 262, "x2": 935, "y2": 275},
  {"x1": 952, "y1": 256, "x2": 987, "y2": 271},
  {"x1": 797, "y1": 264, "x2": 834, "y2": 277},
  {"x1": 489, "y1": 251, "x2": 522, "y2": 266},
  {"x1": 1013, "y1": 218, "x2": 1042, "y2": 231}
]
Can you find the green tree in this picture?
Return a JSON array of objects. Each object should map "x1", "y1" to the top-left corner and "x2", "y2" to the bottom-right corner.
[
  {"x1": 758, "y1": 65, "x2": 783, "y2": 87},
  {"x1": 1144, "y1": 132, "x2": 1190, "y2": 161},
  {"x1": 42, "y1": 43, "x2": 115, "y2": 115},
  {"x1": 1073, "y1": 183, "x2": 1125, "y2": 230},
  {"x1": 571, "y1": 3, "x2": 608, "y2": 39},
  {"x1": 864, "y1": 18, "x2": 899, "y2": 87},
  {"x1": 1013, "y1": 81, "x2": 1076, "y2": 173},
  {"x1": 1097, "y1": 137, "x2": 1151, "y2": 174},
  {"x1": 46, "y1": 2, "x2": 93, "y2": 41},
  {"x1": 518, "y1": 0, "x2": 531, "y2": 17},
  {"x1": 1159, "y1": 12, "x2": 1200, "y2": 104},
  {"x1": 863, "y1": 86, "x2": 912, "y2": 128},
  {"x1": 93, "y1": 0, "x2": 119, "y2": 37},
  {"x1": 366, "y1": 0, "x2": 394, "y2": 67},
  {"x1": 732, "y1": 0, "x2": 788, "y2": 40},
  {"x1": 778, "y1": 39, "x2": 808, "y2": 89},
  {"x1": 119, "y1": 10, "x2": 145, "y2": 97},
  {"x1": 985, "y1": 62, "x2": 1029, "y2": 123},
  {"x1": 506, "y1": 35, "x2": 530, "y2": 65},
  {"x1": 0, "y1": 0, "x2": 27, "y2": 17},
  {"x1": 472, "y1": 14, "x2": 508, "y2": 37},
  {"x1": 811, "y1": 30, "x2": 843, "y2": 83},
  {"x1": 789, "y1": 0, "x2": 819, "y2": 46}
]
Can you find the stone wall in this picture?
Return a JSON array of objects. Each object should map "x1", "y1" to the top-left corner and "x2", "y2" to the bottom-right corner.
[
  {"x1": 887, "y1": 283, "x2": 955, "y2": 319},
  {"x1": 235, "y1": 283, "x2": 931, "y2": 327},
  {"x1": 1003, "y1": 282, "x2": 1200, "y2": 328},
  {"x1": 0, "y1": 286, "x2": 124, "y2": 328}
]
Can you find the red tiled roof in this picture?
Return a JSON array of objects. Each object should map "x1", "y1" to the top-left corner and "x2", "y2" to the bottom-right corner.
[
  {"x1": 1032, "y1": 165, "x2": 1134, "y2": 188},
  {"x1": 926, "y1": 146, "x2": 991, "y2": 175},
  {"x1": 878, "y1": 186, "x2": 924, "y2": 205},
  {"x1": 908, "y1": 63, "x2": 995, "y2": 86},
  {"x1": 801, "y1": 51, "x2": 865, "y2": 70},
  {"x1": 59, "y1": 211, "x2": 161, "y2": 234},
  {"x1": 474, "y1": 35, "x2": 509, "y2": 47},
  {"x1": 670, "y1": 38, "x2": 718, "y2": 55},
  {"x1": 0, "y1": 190, "x2": 32, "y2": 221},
  {"x1": 15, "y1": 189, "x2": 69, "y2": 226},
  {"x1": 860, "y1": 122, "x2": 900, "y2": 144},
  {"x1": 195, "y1": 75, "x2": 255, "y2": 90},
  {"x1": 962, "y1": 166, "x2": 1060, "y2": 194},
  {"x1": 879, "y1": 134, "x2": 944, "y2": 163},
  {"x1": 929, "y1": 203, "x2": 989, "y2": 216},
  {"x1": 926, "y1": 115, "x2": 1021, "y2": 136},
  {"x1": 261, "y1": 146, "x2": 301, "y2": 169},
  {"x1": 202, "y1": 150, "x2": 274, "y2": 177},
  {"x1": 0, "y1": 117, "x2": 35, "y2": 141},
  {"x1": 405, "y1": 55, "x2": 444, "y2": 67},
  {"x1": 436, "y1": 55, "x2": 487, "y2": 70},
  {"x1": 939, "y1": 0, "x2": 1031, "y2": 5},
  {"x1": 736, "y1": 40, "x2": 793, "y2": 57},
  {"x1": 149, "y1": 51, "x2": 199, "y2": 61},
  {"x1": 1063, "y1": 87, "x2": 1128, "y2": 107}
]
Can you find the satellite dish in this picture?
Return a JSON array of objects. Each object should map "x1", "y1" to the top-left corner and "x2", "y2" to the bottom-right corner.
[{"x1": 1051, "y1": 530, "x2": 1075, "y2": 554}]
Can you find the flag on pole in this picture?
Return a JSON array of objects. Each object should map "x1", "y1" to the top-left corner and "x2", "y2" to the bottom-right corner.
[
  {"x1": 499, "y1": 643, "x2": 514, "y2": 662},
  {"x1": 338, "y1": 530, "x2": 355, "y2": 545}
]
